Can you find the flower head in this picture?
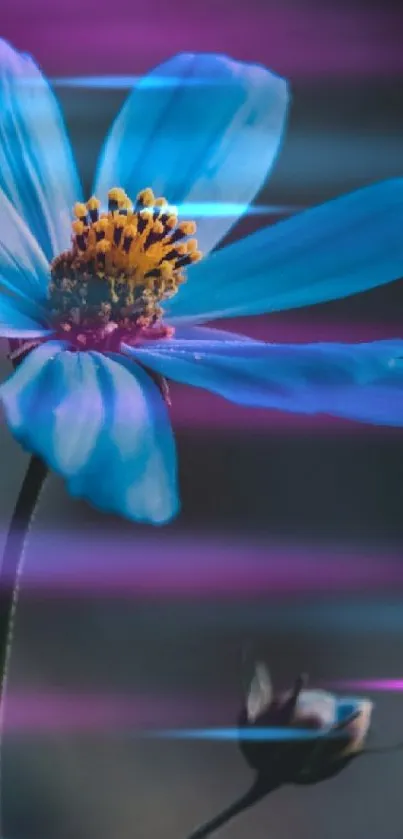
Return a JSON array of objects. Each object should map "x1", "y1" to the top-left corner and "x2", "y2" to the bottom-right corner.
[
  {"x1": 1, "y1": 38, "x2": 403, "y2": 523},
  {"x1": 186, "y1": 663, "x2": 375, "y2": 839},
  {"x1": 48, "y1": 186, "x2": 201, "y2": 351},
  {"x1": 240, "y1": 664, "x2": 373, "y2": 785}
]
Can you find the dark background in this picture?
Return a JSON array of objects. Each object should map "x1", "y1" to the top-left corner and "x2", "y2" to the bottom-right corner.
[{"x1": 1, "y1": 0, "x2": 403, "y2": 836}]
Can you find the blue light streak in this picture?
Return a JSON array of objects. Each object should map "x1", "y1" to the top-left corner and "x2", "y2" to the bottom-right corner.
[{"x1": 136, "y1": 727, "x2": 338, "y2": 742}]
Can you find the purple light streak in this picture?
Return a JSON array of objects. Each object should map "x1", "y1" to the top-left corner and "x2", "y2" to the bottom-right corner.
[
  {"x1": 1, "y1": 532, "x2": 402, "y2": 597},
  {"x1": 168, "y1": 386, "x2": 403, "y2": 435},
  {"x1": 1, "y1": 691, "x2": 229, "y2": 734},
  {"x1": 2, "y1": 1, "x2": 403, "y2": 79},
  {"x1": 328, "y1": 680, "x2": 403, "y2": 693},
  {"x1": 3, "y1": 683, "x2": 402, "y2": 736}
]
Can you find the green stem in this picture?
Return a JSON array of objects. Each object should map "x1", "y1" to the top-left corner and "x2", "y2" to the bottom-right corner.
[
  {"x1": 0, "y1": 454, "x2": 48, "y2": 704},
  {"x1": 185, "y1": 777, "x2": 274, "y2": 839}
]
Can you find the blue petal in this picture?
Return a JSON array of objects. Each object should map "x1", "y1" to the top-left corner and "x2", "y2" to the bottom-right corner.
[
  {"x1": 172, "y1": 323, "x2": 254, "y2": 343},
  {"x1": 165, "y1": 179, "x2": 403, "y2": 323},
  {"x1": 336, "y1": 698, "x2": 361, "y2": 724},
  {"x1": 0, "y1": 39, "x2": 83, "y2": 261},
  {"x1": 0, "y1": 345, "x2": 179, "y2": 524},
  {"x1": 0, "y1": 187, "x2": 51, "y2": 319},
  {"x1": 0, "y1": 341, "x2": 68, "y2": 435},
  {"x1": 124, "y1": 336, "x2": 403, "y2": 427},
  {"x1": 94, "y1": 53, "x2": 289, "y2": 256},
  {"x1": 80, "y1": 353, "x2": 179, "y2": 524},
  {"x1": 0, "y1": 294, "x2": 51, "y2": 338}
]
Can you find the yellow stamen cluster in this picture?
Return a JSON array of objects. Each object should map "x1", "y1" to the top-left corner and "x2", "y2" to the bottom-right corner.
[
  {"x1": 69, "y1": 186, "x2": 201, "y2": 308},
  {"x1": 48, "y1": 187, "x2": 202, "y2": 347}
]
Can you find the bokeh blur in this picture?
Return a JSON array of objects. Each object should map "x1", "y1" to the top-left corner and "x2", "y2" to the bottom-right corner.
[{"x1": 1, "y1": 0, "x2": 403, "y2": 836}]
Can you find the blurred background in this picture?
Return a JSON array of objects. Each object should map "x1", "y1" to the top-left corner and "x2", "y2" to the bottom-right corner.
[{"x1": 1, "y1": 0, "x2": 403, "y2": 836}]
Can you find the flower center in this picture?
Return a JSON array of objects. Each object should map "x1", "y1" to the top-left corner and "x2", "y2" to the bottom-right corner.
[{"x1": 48, "y1": 187, "x2": 202, "y2": 349}]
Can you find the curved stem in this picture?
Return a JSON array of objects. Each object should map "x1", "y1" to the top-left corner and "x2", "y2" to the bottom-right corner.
[
  {"x1": 0, "y1": 454, "x2": 48, "y2": 703},
  {"x1": 0, "y1": 451, "x2": 48, "y2": 838},
  {"x1": 0, "y1": 348, "x2": 47, "y2": 836},
  {"x1": 360, "y1": 741, "x2": 403, "y2": 757},
  {"x1": 1, "y1": 345, "x2": 49, "y2": 706},
  {"x1": 185, "y1": 776, "x2": 275, "y2": 839}
]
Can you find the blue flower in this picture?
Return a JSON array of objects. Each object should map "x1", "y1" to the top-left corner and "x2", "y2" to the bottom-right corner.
[{"x1": 0, "y1": 39, "x2": 403, "y2": 525}]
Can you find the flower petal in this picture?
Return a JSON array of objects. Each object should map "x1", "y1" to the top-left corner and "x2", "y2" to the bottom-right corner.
[
  {"x1": 336, "y1": 697, "x2": 373, "y2": 754},
  {"x1": 0, "y1": 295, "x2": 51, "y2": 338},
  {"x1": 12, "y1": 349, "x2": 105, "y2": 478},
  {"x1": 165, "y1": 179, "x2": 403, "y2": 323},
  {"x1": 0, "y1": 345, "x2": 179, "y2": 524},
  {"x1": 171, "y1": 324, "x2": 254, "y2": 343},
  {"x1": 247, "y1": 663, "x2": 273, "y2": 722},
  {"x1": 82, "y1": 353, "x2": 179, "y2": 524},
  {"x1": 0, "y1": 341, "x2": 68, "y2": 434},
  {"x1": 125, "y1": 337, "x2": 403, "y2": 427},
  {"x1": 0, "y1": 38, "x2": 83, "y2": 260},
  {"x1": 336, "y1": 698, "x2": 363, "y2": 724},
  {"x1": 297, "y1": 691, "x2": 337, "y2": 729},
  {"x1": 0, "y1": 187, "x2": 50, "y2": 313},
  {"x1": 94, "y1": 53, "x2": 289, "y2": 256}
]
